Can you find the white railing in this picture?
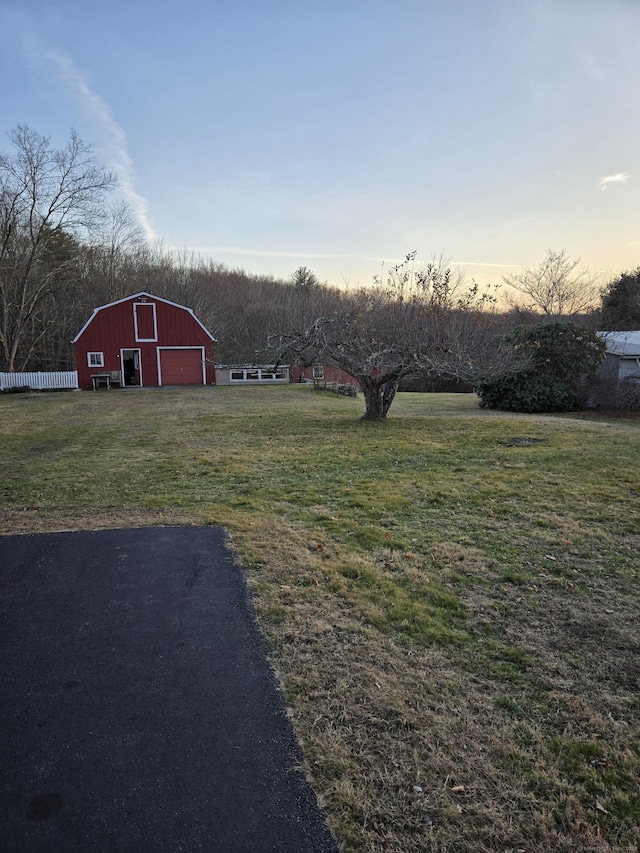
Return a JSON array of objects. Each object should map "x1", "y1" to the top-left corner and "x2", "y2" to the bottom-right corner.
[{"x1": 0, "y1": 371, "x2": 79, "y2": 391}]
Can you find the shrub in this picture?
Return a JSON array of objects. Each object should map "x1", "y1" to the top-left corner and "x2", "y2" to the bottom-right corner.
[
  {"x1": 583, "y1": 377, "x2": 640, "y2": 412},
  {"x1": 475, "y1": 321, "x2": 605, "y2": 413}
]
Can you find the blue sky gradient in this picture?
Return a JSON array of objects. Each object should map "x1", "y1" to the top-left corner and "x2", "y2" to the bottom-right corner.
[{"x1": 1, "y1": 0, "x2": 638, "y2": 287}]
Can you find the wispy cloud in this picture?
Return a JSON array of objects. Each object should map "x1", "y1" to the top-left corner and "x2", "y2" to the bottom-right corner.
[
  {"x1": 187, "y1": 246, "x2": 525, "y2": 272},
  {"x1": 186, "y1": 246, "x2": 393, "y2": 262},
  {"x1": 600, "y1": 172, "x2": 630, "y2": 191},
  {"x1": 188, "y1": 246, "x2": 522, "y2": 265},
  {"x1": 454, "y1": 261, "x2": 523, "y2": 269}
]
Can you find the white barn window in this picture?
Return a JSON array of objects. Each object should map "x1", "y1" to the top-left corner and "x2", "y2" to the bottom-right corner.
[{"x1": 88, "y1": 352, "x2": 104, "y2": 367}]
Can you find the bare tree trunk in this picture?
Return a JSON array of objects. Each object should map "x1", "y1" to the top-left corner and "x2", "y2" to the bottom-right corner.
[
  {"x1": 361, "y1": 383, "x2": 384, "y2": 419},
  {"x1": 360, "y1": 377, "x2": 398, "y2": 420}
]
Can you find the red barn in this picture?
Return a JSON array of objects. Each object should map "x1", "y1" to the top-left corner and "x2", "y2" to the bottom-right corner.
[{"x1": 73, "y1": 292, "x2": 216, "y2": 390}]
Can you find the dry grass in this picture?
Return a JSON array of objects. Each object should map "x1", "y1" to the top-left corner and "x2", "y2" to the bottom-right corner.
[
  {"x1": 1, "y1": 386, "x2": 639, "y2": 852},
  {"x1": 221, "y1": 516, "x2": 638, "y2": 853}
]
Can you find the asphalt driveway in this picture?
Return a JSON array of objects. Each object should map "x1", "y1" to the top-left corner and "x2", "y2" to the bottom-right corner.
[{"x1": 0, "y1": 526, "x2": 337, "y2": 853}]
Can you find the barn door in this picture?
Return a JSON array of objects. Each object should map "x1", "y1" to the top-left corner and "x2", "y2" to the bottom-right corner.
[
  {"x1": 158, "y1": 348, "x2": 205, "y2": 385},
  {"x1": 121, "y1": 349, "x2": 141, "y2": 386}
]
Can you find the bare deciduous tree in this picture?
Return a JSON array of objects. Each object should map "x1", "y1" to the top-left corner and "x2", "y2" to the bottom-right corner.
[
  {"x1": 503, "y1": 249, "x2": 601, "y2": 319},
  {"x1": 95, "y1": 201, "x2": 146, "y2": 302},
  {"x1": 0, "y1": 125, "x2": 115, "y2": 370},
  {"x1": 269, "y1": 253, "x2": 518, "y2": 420}
]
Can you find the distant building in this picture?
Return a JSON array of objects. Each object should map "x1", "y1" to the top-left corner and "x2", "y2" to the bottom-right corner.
[{"x1": 598, "y1": 331, "x2": 640, "y2": 383}]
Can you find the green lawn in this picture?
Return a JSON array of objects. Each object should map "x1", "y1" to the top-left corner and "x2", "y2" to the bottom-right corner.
[{"x1": 2, "y1": 385, "x2": 639, "y2": 852}]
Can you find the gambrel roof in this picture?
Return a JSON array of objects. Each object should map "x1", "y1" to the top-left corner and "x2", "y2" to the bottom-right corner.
[{"x1": 72, "y1": 291, "x2": 216, "y2": 343}]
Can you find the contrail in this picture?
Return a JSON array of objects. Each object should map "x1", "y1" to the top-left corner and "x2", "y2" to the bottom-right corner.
[
  {"x1": 40, "y1": 43, "x2": 156, "y2": 241},
  {"x1": 188, "y1": 246, "x2": 525, "y2": 270}
]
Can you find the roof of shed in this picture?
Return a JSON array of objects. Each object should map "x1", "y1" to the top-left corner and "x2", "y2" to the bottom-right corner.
[
  {"x1": 72, "y1": 291, "x2": 216, "y2": 344},
  {"x1": 598, "y1": 331, "x2": 640, "y2": 357}
]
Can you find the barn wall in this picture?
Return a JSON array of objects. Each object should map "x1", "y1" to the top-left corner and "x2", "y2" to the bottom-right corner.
[
  {"x1": 290, "y1": 365, "x2": 361, "y2": 390},
  {"x1": 74, "y1": 295, "x2": 215, "y2": 389}
]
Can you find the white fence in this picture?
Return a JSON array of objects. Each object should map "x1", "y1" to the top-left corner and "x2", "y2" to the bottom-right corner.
[{"x1": 0, "y1": 371, "x2": 79, "y2": 391}]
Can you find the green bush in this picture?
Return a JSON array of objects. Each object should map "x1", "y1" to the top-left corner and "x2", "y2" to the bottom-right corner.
[{"x1": 475, "y1": 322, "x2": 605, "y2": 412}]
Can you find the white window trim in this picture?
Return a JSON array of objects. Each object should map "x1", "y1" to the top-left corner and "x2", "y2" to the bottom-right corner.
[
  {"x1": 88, "y1": 352, "x2": 104, "y2": 368},
  {"x1": 134, "y1": 302, "x2": 158, "y2": 342}
]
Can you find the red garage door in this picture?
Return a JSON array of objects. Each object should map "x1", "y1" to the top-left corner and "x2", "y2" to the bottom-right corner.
[{"x1": 159, "y1": 349, "x2": 204, "y2": 385}]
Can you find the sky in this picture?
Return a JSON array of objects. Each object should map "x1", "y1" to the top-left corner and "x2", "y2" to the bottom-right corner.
[{"x1": 1, "y1": 0, "x2": 639, "y2": 290}]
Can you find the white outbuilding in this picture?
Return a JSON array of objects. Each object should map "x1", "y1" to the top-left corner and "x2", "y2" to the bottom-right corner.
[{"x1": 598, "y1": 331, "x2": 640, "y2": 382}]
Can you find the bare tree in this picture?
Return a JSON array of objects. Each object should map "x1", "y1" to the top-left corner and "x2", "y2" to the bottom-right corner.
[
  {"x1": 96, "y1": 201, "x2": 146, "y2": 302},
  {"x1": 0, "y1": 125, "x2": 116, "y2": 370},
  {"x1": 503, "y1": 249, "x2": 601, "y2": 319},
  {"x1": 268, "y1": 253, "x2": 517, "y2": 420}
]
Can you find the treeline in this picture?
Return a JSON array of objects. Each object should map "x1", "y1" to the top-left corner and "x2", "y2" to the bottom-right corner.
[
  {"x1": 2, "y1": 126, "x2": 638, "y2": 375},
  {"x1": 18, "y1": 240, "x2": 347, "y2": 370},
  {"x1": 0, "y1": 124, "x2": 346, "y2": 372},
  {"x1": 8, "y1": 226, "x2": 639, "y2": 375}
]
